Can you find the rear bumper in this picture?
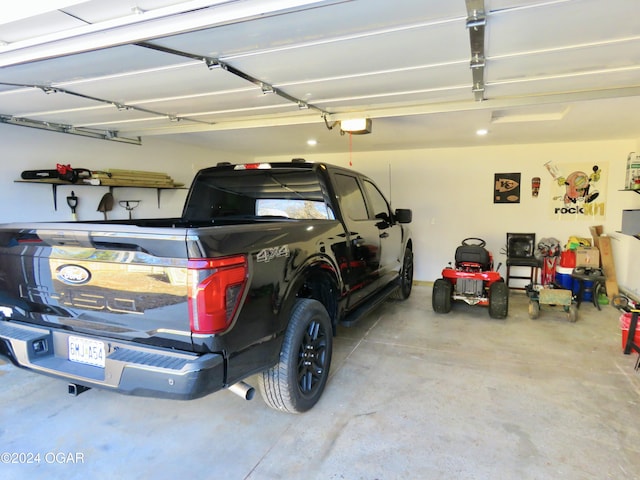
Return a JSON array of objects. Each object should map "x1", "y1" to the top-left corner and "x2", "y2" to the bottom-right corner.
[{"x1": 0, "y1": 320, "x2": 224, "y2": 400}]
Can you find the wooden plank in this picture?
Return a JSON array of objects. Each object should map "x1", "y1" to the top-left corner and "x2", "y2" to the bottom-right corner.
[
  {"x1": 103, "y1": 174, "x2": 172, "y2": 182},
  {"x1": 589, "y1": 225, "x2": 603, "y2": 249},
  {"x1": 98, "y1": 179, "x2": 177, "y2": 187},
  {"x1": 97, "y1": 176, "x2": 172, "y2": 183},
  {"x1": 598, "y1": 235, "x2": 619, "y2": 299},
  {"x1": 539, "y1": 288, "x2": 572, "y2": 306},
  {"x1": 106, "y1": 169, "x2": 170, "y2": 179}
]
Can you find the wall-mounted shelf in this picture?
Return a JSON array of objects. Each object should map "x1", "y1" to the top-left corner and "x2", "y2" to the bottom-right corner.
[
  {"x1": 620, "y1": 188, "x2": 640, "y2": 195},
  {"x1": 15, "y1": 179, "x2": 187, "y2": 210}
]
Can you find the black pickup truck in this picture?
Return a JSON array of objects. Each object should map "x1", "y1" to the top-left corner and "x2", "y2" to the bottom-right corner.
[{"x1": 0, "y1": 160, "x2": 412, "y2": 413}]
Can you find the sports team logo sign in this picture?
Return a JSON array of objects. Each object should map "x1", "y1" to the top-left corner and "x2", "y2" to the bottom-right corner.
[
  {"x1": 494, "y1": 173, "x2": 521, "y2": 203},
  {"x1": 544, "y1": 161, "x2": 607, "y2": 220}
]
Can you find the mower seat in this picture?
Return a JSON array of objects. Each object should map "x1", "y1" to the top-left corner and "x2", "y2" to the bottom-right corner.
[{"x1": 455, "y1": 245, "x2": 490, "y2": 270}]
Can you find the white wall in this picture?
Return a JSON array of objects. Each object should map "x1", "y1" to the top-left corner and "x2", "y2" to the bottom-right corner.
[
  {"x1": 0, "y1": 125, "x2": 248, "y2": 223},
  {"x1": 261, "y1": 139, "x2": 640, "y2": 295},
  {"x1": 1, "y1": 124, "x2": 638, "y2": 297}
]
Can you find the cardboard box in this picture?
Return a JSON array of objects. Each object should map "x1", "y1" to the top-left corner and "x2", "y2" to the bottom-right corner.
[
  {"x1": 625, "y1": 152, "x2": 640, "y2": 190},
  {"x1": 575, "y1": 246, "x2": 599, "y2": 267},
  {"x1": 589, "y1": 225, "x2": 603, "y2": 249}
]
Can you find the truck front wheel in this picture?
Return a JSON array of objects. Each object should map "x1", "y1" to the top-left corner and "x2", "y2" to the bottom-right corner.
[
  {"x1": 392, "y1": 246, "x2": 413, "y2": 300},
  {"x1": 259, "y1": 298, "x2": 333, "y2": 413}
]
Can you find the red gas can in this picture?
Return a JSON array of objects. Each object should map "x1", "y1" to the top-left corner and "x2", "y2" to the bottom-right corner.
[{"x1": 560, "y1": 249, "x2": 576, "y2": 268}]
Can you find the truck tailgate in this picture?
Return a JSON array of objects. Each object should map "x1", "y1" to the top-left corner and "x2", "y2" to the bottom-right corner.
[
  {"x1": 0, "y1": 223, "x2": 193, "y2": 350},
  {"x1": 0, "y1": 223, "x2": 237, "y2": 399}
]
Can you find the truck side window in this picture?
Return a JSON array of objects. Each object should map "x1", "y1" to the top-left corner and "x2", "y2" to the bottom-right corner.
[
  {"x1": 333, "y1": 173, "x2": 368, "y2": 220},
  {"x1": 363, "y1": 180, "x2": 391, "y2": 222}
]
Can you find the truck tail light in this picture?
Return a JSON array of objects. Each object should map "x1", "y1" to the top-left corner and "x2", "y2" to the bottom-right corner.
[
  {"x1": 234, "y1": 163, "x2": 271, "y2": 170},
  {"x1": 187, "y1": 255, "x2": 248, "y2": 334}
]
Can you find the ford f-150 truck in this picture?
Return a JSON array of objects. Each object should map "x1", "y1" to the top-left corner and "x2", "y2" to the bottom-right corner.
[{"x1": 0, "y1": 160, "x2": 413, "y2": 413}]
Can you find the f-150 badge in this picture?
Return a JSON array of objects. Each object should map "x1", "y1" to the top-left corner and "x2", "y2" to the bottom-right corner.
[{"x1": 256, "y1": 245, "x2": 290, "y2": 263}]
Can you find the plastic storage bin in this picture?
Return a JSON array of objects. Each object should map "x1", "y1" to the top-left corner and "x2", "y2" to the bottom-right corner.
[
  {"x1": 555, "y1": 266, "x2": 574, "y2": 290},
  {"x1": 620, "y1": 312, "x2": 640, "y2": 351},
  {"x1": 555, "y1": 266, "x2": 593, "y2": 301}
]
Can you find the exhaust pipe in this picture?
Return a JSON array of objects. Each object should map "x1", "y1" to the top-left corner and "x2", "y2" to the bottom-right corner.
[
  {"x1": 228, "y1": 381, "x2": 255, "y2": 400},
  {"x1": 68, "y1": 383, "x2": 90, "y2": 396}
]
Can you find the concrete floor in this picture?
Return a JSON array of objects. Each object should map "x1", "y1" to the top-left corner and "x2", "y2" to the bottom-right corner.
[{"x1": 1, "y1": 286, "x2": 639, "y2": 480}]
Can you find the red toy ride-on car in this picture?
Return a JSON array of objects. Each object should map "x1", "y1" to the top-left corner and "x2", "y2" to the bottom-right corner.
[{"x1": 432, "y1": 237, "x2": 509, "y2": 319}]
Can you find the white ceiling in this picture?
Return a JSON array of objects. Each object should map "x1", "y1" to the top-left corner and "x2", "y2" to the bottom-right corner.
[{"x1": 0, "y1": 0, "x2": 639, "y2": 157}]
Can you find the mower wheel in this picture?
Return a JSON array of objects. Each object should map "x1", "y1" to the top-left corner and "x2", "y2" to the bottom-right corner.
[
  {"x1": 432, "y1": 278, "x2": 452, "y2": 314},
  {"x1": 488, "y1": 280, "x2": 509, "y2": 319},
  {"x1": 528, "y1": 300, "x2": 540, "y2": 319}
]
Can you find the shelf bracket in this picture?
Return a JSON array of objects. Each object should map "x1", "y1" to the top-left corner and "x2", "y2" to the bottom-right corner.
[{"x1": 52, "y1": 184, "x2": 58, "y2": 211}]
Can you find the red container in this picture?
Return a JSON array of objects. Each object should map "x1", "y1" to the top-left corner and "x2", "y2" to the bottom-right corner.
[
  {"x1": 620, "y1": 312, "x2": 640, "y2": 350},
  {"x1": 560, "y1": 249, "x2": 576, "y2": 268}
]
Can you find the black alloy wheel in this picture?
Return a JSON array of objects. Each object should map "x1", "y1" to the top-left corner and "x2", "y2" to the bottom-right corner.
[
  {"x1": 393, "y1": 247, "x2": 414, "y2": 300},
  {"x1": 259, "y1": 298, "x2": 333, "y2": 413}
]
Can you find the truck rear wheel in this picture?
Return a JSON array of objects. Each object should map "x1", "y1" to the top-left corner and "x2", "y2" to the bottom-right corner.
[{"x1": 259, "y1": 298, "x2": 333, "y2": 413}]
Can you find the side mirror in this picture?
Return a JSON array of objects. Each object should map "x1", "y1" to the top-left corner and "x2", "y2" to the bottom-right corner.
[
  {"x1": 374, "y1": 212, "x2": 391, "y2": 229},
  {"x1": 394, "y1": 208, "x2": 412, "y2": 224}
]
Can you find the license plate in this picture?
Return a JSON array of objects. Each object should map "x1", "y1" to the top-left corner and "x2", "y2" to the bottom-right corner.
[{"x1": 68, "y1": 336, "x2": 106, "y2": 368}]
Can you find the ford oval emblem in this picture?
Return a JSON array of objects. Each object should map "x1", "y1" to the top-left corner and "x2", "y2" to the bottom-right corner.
[{"x1": 56, "y1": 265, "x2": 91, "y2": 285}]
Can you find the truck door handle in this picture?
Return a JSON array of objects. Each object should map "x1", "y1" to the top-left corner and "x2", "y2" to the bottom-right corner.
[{"x1": 379, "y1": 232, "x2": 389, "y2": 239}]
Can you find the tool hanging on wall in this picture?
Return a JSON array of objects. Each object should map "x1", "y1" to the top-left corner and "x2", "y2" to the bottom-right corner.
[
  {"x1": 119, "y1": 200, "x2": 140, "y2": 220},
  {"x1": 66, "y1": 191, "x2": 78, "y2": 221},
  {"x1": 97, "y1": 192, "x2": 114, "y2": 220}
]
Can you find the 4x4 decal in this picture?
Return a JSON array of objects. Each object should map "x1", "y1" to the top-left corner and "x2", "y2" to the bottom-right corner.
[{"x1": 256, "y1": 245, "x2": 290, "y2": 263}]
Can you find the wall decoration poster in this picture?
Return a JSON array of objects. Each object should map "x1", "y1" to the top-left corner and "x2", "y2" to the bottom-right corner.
[
  {"x1": 544, "y1": 160, "x2": 608, "y2": 221},
  {"x1": 494, "y1": 173, "x2": 521, "y2": 203}
]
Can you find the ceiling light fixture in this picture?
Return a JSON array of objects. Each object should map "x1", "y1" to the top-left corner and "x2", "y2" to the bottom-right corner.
[
  {"x1": 476, "y1": 128, "x2": 488, "y2": 136},
  {"x1": 307, "y1": 139, "x2": 317, "y2": 146},
  {"x1": 340, "y1": 118, "x2": 372, "y2": 135}
]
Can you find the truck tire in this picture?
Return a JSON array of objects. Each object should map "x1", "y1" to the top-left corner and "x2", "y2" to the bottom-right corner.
[
  {"x1": 392, "y1": 247, "x2": 413, "y2": 300},
  {"x1": 432, "y1": 278, "x2": 452, "y2": 313},
  {"x1": 259, "y1": 298, "x2": 333, "y2": 413},
  {"x1": 488, "y1": 281, "x2": 509, "y2": 319}
]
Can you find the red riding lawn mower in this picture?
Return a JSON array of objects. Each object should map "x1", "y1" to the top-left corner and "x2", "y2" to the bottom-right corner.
[{"x1": 432, "y1": 238, "x2": 509, "y2": 319}]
